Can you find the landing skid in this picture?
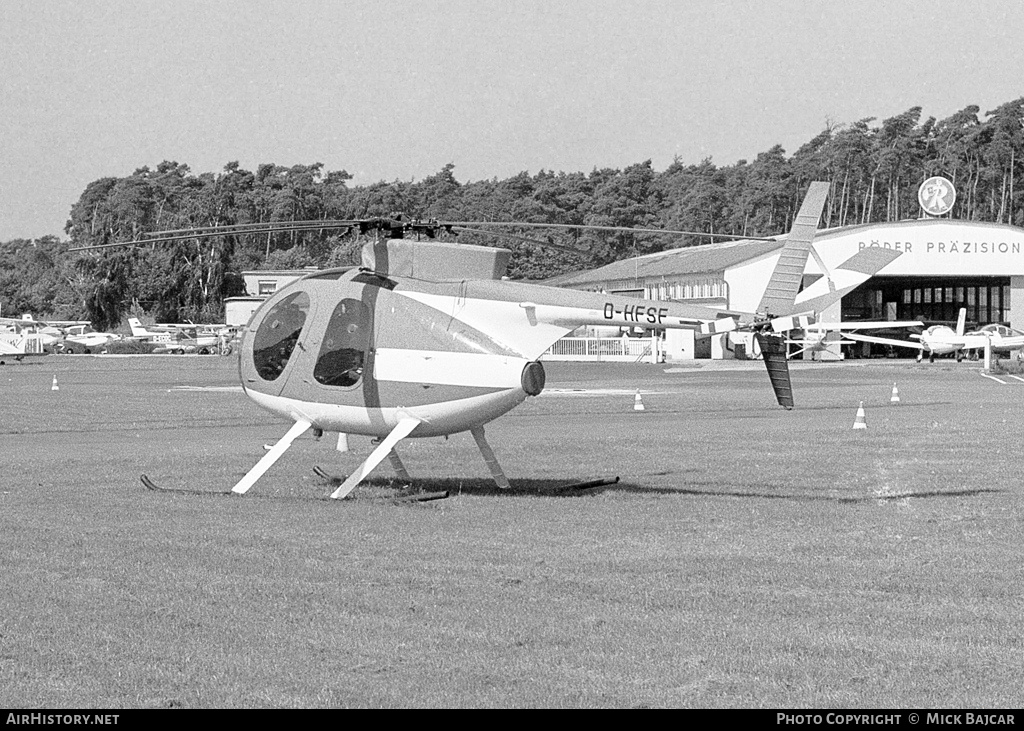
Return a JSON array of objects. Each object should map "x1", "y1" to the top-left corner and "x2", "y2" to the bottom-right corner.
[
  {"x1": 312, "y1": 465, "x2": 448, "y2": 502},
  {"x1": 140, "y1": 474, "x2": 232, "y2": 496},
  {"x1": 554, "y1": 476, "x2": 620, "y2": 491},
  {"x1": 394, "y1": 491, "x2": 449, "y2": 503},
  {"x1": 311, "y1": 467, "x2": 619, "y2": 494},
  {"x1": 141, "y1": 472, "x2": 447, "y2": 503},
  {"x1": 312, "y1": 465, "x2": 344, "y2": 483}
]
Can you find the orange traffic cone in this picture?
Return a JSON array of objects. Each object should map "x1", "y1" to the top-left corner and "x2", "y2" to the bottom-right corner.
[
  {"x1": 852, "y1": 401, "x2": 867, "y2": 429},
  {"x1": 51, "y1": 375, "x2": 59, "y2": 391},
  {"x1": 633, "y1": 390, "x2": 645, "y2": 411},
  {"x1": 890, "y1": 383, "x2": 900, "y2": 403}
]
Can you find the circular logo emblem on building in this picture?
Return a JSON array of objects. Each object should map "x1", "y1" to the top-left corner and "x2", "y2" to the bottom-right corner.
[{"x1": 918, "y1": 176, "x2": 956, "y2": 216}]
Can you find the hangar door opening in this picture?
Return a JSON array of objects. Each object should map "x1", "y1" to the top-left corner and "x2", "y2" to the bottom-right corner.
[{"x1": 843, "y1": 277, "x2": 1011, "y2": 328}]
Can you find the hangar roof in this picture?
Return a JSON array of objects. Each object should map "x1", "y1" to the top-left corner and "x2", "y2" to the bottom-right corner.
[
  {"x1": 544, "y1": 218, "x2": 1024, "y2": 288},
  {"x1": 546, "y1": 237, "x2": 785, "y2": 287}
]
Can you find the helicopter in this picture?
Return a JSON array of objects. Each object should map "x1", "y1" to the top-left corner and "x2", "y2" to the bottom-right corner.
[{"x1": 76, "y1": 181, "x2": 881, "y2": 499}]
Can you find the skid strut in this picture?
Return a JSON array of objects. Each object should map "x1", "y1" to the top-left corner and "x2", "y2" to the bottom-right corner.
[
  {"x1": 232, "y1": 419, "x2": 311, "y2": 495},
  {"x1": 471, "y1": 425, "x2": 510, "y2": 489},
  {"x1": 330, "y1": 418, "x2": 420, "y2": 500}
]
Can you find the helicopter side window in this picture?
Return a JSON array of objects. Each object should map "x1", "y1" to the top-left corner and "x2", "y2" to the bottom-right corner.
[
  {"x1": 314, "y1": 298, "x2": 370, "y2": 388},
  {"x1": 252, "y1": 291, "x2": 310, "y2": 381}
]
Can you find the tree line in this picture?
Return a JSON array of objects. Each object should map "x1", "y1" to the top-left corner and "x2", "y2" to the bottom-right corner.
[{"x1": 2, "y1": 100, "x2": 1023, "y2": 330}]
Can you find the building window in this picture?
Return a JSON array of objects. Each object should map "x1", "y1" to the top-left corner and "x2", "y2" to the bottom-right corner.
[{"x1": 258, "y1": 280, "x2": 278, "y2": 296}]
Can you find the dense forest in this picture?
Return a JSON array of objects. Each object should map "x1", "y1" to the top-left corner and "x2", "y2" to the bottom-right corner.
[{"x1": 2, "y1": 101, "x2": 1023, "y2": 330}]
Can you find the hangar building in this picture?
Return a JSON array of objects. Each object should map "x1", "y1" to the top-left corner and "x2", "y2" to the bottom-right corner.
[
  {"x1": 547, "y1": 186, "x2": 1024, "y2": 361},
  {"x1": 224, "y1": 268, "x2": 319, "y2": 326}
]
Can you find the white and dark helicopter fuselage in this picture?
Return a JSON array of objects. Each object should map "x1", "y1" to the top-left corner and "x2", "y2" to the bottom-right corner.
[{"x1": 239, "y1": 251, "x2": 743, "y2": 440}]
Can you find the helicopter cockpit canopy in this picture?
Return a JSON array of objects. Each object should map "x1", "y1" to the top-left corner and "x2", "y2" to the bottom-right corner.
[{"x1": 252, "y1": 290, "x2": 309, "y2": 381}]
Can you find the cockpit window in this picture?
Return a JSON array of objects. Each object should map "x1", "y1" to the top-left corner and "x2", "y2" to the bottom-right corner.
[
  {"x1": 252, "y1": 291, "x2": 310, "y2": 381},
  {"x1": 314, "y1": 298, "x2": 370, "y2": 387}
]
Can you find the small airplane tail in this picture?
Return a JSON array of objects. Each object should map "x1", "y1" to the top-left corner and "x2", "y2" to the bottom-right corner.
[
  {"x1": 955, "y1": 307, "x2": 967, "y2": 336},
  {"x1": 128, "y1": 317, "x2": 149, "y2": 337}
]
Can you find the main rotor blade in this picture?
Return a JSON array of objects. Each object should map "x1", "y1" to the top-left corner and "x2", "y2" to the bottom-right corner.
[
  {"x1": 441, "y1": 220, "x2": 774, "y2": 242},
  {"x1": 132, "y1": 219, "x2": 365, "y2": 236},
  {"x1": 447, "y1": 226, "x2": 590, "y2": 258},
  {"x1": 68, "y1": 216, "x2": 777, "y2": 253},
  {"x1": 68, "y1": 219, "x2": 364, "y2": 251}
]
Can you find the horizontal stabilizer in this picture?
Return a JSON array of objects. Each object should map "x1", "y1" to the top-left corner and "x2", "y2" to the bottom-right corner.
[
  {"x1": 700, "y1": 317, "x2": 738, "y2": 336},
  {"x1": 791, "y1": 247, "x2": 902, "y2": 316},
  {"x1": 768, "y1": 312, "x2": 815, "y2": 333}
]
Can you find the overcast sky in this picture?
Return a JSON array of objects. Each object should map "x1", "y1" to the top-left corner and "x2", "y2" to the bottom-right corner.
[{"x1": 2, "y1": 0, "x2": 1023, "y2": 241}]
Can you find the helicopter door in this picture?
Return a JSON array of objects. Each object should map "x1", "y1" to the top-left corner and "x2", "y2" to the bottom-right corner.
[
  {"x1": 250, "y1": 290, "x2": 312, "y2": 396},
  {"x1": 313, "y1": 298, "x2": 370, "y2": 388}
]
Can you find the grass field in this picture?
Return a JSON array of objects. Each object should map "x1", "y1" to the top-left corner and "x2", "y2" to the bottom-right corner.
[{"x1": 1, "y1": 355, "x2": 1022, "y2": 708}]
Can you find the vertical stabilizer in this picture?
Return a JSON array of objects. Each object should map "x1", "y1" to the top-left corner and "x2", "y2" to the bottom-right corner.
[
  {"x1": 756, "y1": 181, "x2": 830, "y2": 317},
  {"x1": 128, "y1": 318, "x2": 149, "y2": 337},
  {"x1": 955, "y1": 307, "x2": 966, "y2": 336},
  {"x1": 755, "y1": 332, "x2": 794, "y2": 409}
]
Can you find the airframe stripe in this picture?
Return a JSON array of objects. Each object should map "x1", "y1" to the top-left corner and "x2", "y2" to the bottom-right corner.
[{"x1": 374, "y1": 348, "x2": 527, "y2": 389}]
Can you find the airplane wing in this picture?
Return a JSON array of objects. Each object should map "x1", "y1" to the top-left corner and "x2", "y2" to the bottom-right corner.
[
  {"x1": 787, "y1": 338, "x2": 855, "y2": 345},
  {"x1": 0, "y1": 316, "x2": 49, "y2": 328},
  {"x1": 842, "y1": 332, "x2": 925, "y2": 351},
  {"x1": 813, "y1": 320, "x2": 923, "y2": 331}
]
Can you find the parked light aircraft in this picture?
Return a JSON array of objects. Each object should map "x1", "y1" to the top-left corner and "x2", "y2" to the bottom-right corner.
[
  {"x1": 0, "y1": 320, "x2": 46, "y2": 363},
  {"x1": 128, "y1": 317, "x2": 222, "y2": 354},
  {"x1": 0, "y1": 315, "x2": 109, "y2": 356},
  {"x1": 965, "y1": 324, "x2": 1024, "y2": 358},
  {"x1": 56, "y1": 324, "x2": 121, "y2": 354},
  {"x1": 841, "y1": 308, "x2": 1024, "y2": 362},
  {"x1": 0, "y1": 316, "x2": 52, "y2": 358},
  {"x1": 76, "y1": 181, "x2": 899, "y2": 498}
]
